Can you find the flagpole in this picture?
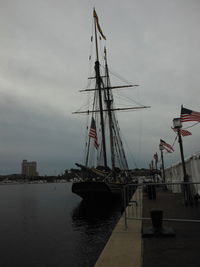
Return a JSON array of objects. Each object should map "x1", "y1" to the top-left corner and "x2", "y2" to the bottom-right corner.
[
  {"x1": 177, "y1": 128, "x2": 187, "y2": 181},
  {"x1": 159, "y1": 145, "x2": 166, "y2": 184},
  {"x1": 177, "y1": 127, "x2": 190, "y2": 204},
  {"x1": 155, "y1": 153, "x2": 158, "y2": 182},
  {"x1": 173, "y1": 118, "x2": 191, "y2": 205}
]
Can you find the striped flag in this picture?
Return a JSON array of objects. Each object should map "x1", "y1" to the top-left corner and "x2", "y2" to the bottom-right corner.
[
  {"x1": 171, "y1": 127, "x2": 192, "y2": 137},
  {"x1": 181, "y1": 107, "x2": 200, "y2": 122},
  {"x1": 89, "y1": 117, "x2": 99, "y2": 149},
  {"x1": 160, "y1": 139, "x2": 174, "y2": 153}
]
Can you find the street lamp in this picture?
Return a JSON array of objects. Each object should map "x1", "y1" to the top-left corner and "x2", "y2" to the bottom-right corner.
[
  {"x1": 173, "y1": 117, "x2": 182, "y2": 129},
  {"x1": 173, "y1": 117, "x2": 190, "y2": 204}
]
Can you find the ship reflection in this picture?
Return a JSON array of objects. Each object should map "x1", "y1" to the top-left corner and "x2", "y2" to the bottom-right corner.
[
  {"x1": 71, "y1": 199, "x2": 123, "y2": 267},
  {"x1": 72, "y1": 198, "x2": 123, "y2": 224},
  {"x1": 71, "y1": 198, "x2": 122, "y2": 267}
]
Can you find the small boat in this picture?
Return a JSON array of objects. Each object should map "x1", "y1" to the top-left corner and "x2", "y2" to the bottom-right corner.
[{"x1": 72, "y1": 9, "x2": 149, "y2": 201}]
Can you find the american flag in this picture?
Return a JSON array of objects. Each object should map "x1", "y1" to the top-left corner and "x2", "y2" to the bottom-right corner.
[
  {"x1": 181, "y1": 107, "x2": 200, "y2": 122},
  {"x1": 89, "y1": 117, "x2": 99, "y2": 149},
  {"x1": 160, "y1": 139, "x2": 174, "y2": 153},
  {"x1": 171, "y1": 127, "x2": 192, "y2": 137}
]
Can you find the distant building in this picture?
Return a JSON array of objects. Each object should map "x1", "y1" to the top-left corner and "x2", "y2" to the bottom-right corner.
[{"x1": 21, "y1": 160, "x2": 38, "y2": 177}]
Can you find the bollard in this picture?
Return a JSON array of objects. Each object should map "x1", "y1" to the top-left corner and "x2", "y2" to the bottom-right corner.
[
  {"x1": 147, "y1": 184, "x2": 156, "y2": 200},
  {"x1": 151, "y1": 209, "x2": 163, "y2": 233},
  {"x1": 142, "y1": 209, "x2": 175, "y2": 237}
]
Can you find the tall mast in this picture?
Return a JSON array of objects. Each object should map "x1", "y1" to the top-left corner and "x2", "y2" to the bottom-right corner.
[
  {"x1": 104, "y1": 48, "x2": 116, "y2": 173},
  {"x1": 93, "y1": 9, "x2": 107, "y2": 168},
  {"x1": 74, "y1": 9, "x2": 151, "y2": 174}
]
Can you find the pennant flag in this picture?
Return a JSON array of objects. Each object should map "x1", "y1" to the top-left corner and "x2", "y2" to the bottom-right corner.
[
  {"x1": 89, "y1": 117, "x2": 99, "y2": 149},
  {"x1": 180, "y1": 106, "x2": 200, "y2": 122},
  {"x1": 171, "y1": 127, "x2": 192, "y2": 137},
  {"x1": 160, "y1": 139, "x2": 174, "y2": 153},
  {"x1": 93, "y1": 9, "x2": 106, "y2": 40}
]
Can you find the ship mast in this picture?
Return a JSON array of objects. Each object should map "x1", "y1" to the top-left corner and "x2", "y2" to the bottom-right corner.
[
  {"x1": 93, "y1": 9, "x2": 108, "y2": 168},
  {"x1": 104, "y1": 48, "x2": 116, "y2": 174},
  {"x1": 73, "y1": 10, "x2": 151, "y2": 174}
]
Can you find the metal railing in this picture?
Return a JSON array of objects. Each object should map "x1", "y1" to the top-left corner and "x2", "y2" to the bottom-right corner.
[{"x1": 123, "y1": 181, "x2": 200, "y2": 229}]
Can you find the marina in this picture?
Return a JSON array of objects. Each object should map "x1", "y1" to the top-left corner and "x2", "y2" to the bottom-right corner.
[
  {"x1": 0, "y1": 2, "x2": 200, "y2": 267},
  {"x1": 0, "y1": 182, "x2": 122, "y2": 267}
]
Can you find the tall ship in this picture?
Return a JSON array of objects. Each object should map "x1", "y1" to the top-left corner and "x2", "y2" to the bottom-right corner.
[{"x1": 72, "y1": 9, "x2": 149, "y2": 200}]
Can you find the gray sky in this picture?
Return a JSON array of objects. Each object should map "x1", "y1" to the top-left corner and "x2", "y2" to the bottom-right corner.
[{"x1": 0, "y1": 0, "x2": 200, "y2": 175}]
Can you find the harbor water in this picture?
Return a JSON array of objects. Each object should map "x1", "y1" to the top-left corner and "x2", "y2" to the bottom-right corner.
[{"x1": 0, "y1": 182, "x2": 122, "y2": 267}]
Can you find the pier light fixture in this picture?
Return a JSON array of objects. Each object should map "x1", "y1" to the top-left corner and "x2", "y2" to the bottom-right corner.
[{"x1": 173, "y1": 117, "x2": 182, "y2": 129}]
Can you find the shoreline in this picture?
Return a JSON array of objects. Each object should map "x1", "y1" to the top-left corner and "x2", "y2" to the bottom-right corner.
[{"x1": 0, "y1": 180, "x2": 70, "y2": 185}]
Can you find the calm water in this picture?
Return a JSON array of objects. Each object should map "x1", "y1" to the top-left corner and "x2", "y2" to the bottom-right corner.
[{"x1": 0, "y1": 183, "x2": 122, "y2": 267}]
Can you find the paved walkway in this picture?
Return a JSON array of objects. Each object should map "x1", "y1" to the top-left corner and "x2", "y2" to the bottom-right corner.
[
  {"x1": 95, "y1": 187, "x2": 200, "y2": 267},
  {"x1": 95, "y1": 189, "x2": 142, "y2": 267},
  {"x1": 142, "y1": 188, "x2": 200, "y2": 267}
]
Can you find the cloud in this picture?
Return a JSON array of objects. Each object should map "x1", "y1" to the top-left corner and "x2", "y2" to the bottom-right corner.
[
  {"x1": 0, "y1": 0, "x2": 200, "y2": 174},
  {"x1": 0, "y1": 91, "x2": 84, "y2": 174}
]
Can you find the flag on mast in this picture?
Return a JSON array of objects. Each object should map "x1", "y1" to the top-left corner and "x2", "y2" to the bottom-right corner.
[
  {"x1": 160, "y1": 139, "x2": 174, "y2": 153},
  {"x1": 93, "y1": 9, "x2": 106, "y2": 40},
  {"x1": 89, "y1": 117, "x2": 99, "y2": 149},
  {"x1": 180, "y1": 106, "x2": 200, "y2": 122}
]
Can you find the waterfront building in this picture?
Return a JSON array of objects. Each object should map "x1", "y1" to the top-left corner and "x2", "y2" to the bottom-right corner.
[{"x1": 21, "y1": 160, "x2": 38, "y2": 177}]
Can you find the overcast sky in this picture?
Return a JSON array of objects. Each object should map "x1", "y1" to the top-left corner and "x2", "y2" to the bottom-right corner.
[{"x1": 0, "y1": 0, "x2": 200, "y2": 175}]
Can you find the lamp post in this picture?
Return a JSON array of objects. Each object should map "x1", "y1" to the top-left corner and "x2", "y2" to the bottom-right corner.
[
  {"x1": 173, "y1": 118, "x2": 190, "y2": 204},
  {"x1": 159, "y1": 144, "x2": 166, "y2": 184}
]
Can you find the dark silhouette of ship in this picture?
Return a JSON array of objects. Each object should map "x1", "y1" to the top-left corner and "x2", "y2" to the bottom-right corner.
[{"x1": 72, "y1": 9, "x2": 149, "y2": 200}]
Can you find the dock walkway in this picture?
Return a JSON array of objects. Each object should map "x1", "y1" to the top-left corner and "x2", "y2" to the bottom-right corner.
[
  {"x1": 95, "y1": 189, "x2": 142, "y2": 267},
  {"x1": 142, "y1": 189, "x2": 200, "y2": 267},
  {"x1": 95, "y1": 187, "x2": 200, "y2": 267}
]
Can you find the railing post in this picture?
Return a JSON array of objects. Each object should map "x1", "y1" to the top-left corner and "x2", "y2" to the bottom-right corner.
[{"x1": 123, "y1": 185, "x2": 127, "y2": 230}]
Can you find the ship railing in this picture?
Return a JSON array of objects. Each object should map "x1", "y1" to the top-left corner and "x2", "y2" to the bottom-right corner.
[{"x1": 123, "y1": 181, "x2": 200, "y2": 229}]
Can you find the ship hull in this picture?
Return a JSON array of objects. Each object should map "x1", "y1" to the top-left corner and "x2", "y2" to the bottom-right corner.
[{"x1": 72, "y1": 181, "x2": 124, "y2": 200}]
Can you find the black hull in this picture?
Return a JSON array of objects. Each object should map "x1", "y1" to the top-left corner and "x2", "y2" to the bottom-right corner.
[{"x1": 72, "y1": 181, "x2": 124, "y2": 200}]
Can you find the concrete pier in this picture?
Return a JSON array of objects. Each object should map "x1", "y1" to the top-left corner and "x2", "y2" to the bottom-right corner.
[
  {"x1": 95, "y1": 188, "x2": 143, "y2": 267},
  {"x1": 95, "y1": 186, "x2": 200, "y2": 267}
]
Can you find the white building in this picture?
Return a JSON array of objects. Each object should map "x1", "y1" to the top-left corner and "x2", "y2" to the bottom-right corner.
[{"x1": 21, "y1": 160, "x2": 38, "y2": 177}]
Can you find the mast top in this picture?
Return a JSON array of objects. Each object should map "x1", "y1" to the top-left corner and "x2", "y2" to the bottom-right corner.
[{"x1": 93, "y1": 9, "x2": 106, "y2": 40}]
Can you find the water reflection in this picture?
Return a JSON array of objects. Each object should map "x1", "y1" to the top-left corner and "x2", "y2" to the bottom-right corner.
[
  {"x1": 72, "y1": 199, "x2": 123, "y2": 222},
  {"x1": 71, "y1": 199, "x2": 123, "y2": 267},
  {"x1": 0, "y1": 183, "x2": 123, "y2": 267}
]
